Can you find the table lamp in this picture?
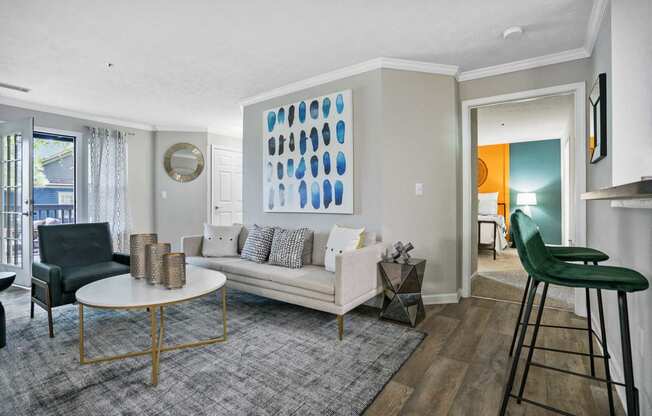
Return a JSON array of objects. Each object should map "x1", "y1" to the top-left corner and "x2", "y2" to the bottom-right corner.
[{"x1": 516, "y1": 192, "x2": 537, "y2": 217}]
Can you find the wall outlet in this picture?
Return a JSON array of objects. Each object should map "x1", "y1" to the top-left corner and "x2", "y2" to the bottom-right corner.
[{"x1": 415, "y1": 183, "x2": 423, "y2": 196}]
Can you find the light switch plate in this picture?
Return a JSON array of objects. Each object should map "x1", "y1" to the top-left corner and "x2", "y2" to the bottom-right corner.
[
  {"x1": 161, "y1": 190, "x2": 167, "y2": 199},
  {"x1": 415, "y1": 183, "x2": 423, "y2": 196}
]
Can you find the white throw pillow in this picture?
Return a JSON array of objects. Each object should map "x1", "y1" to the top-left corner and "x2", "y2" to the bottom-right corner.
[
  {"x1": 478, "y1": 192, "x2": 499, "y2": 215},
  {"x1": 202, "y1": 224, "x2": 242, "y2": 257},
  {"x1": 324, "y1": 225, "x2": 365, "y2": 272}
]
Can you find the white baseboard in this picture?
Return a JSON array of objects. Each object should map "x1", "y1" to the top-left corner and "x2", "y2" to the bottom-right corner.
[{"x1": 423, "y1": 290, "x2": 462, "y2": 305}]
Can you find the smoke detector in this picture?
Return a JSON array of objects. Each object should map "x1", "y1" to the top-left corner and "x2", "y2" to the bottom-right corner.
[{"x1": 503, "y1": 26, "x2": 523, "y2": 40}]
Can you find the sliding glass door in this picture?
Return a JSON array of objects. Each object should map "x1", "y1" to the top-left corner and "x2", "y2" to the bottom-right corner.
[{"x1": 0, "y1": 118, "x2": 34, "y2": 286}]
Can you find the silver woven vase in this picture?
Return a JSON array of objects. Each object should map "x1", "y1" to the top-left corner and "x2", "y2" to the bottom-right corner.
[
  {"x1": 145, "y1": 243, "x2": 171, "y2": 285},
  {"x1": 162, "y1": 253, "x2": 186, "y2": 289},
  {"x1": 130, "y1": 234, "x2": 158, "y2": 278}
]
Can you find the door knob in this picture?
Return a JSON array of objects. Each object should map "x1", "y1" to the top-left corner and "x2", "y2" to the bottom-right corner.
[{"x1": 214, "y1": 206, "x2": 220, "y2": 210}]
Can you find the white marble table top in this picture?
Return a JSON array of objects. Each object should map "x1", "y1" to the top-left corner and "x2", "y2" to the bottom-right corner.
[{"x1": 75, "y1": 265, "x2": 226, "y2": 309}]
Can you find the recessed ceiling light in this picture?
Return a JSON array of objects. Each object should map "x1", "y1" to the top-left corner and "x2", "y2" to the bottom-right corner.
[
  {"x1": 503, "y1": 26, "x2": 523, "y2": 40},
  {"x1": 0, "y1": 82, "x2": 30, "y2": 93}
]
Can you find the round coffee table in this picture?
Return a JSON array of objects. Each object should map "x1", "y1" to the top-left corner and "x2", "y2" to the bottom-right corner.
[
  {"x1": 0, "y1": 272, "x2": 16, "y2": 349},
  {"x1": 75, "y1": 265, "x2": 227, "y2": 386}
]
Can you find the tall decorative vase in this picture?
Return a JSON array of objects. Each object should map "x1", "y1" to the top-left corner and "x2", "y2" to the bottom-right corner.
[
  {"x1": 162, "y1": 253, "x2": 186, "y2": 289},
  {"x1": 130, "y1": 234, "x2": 158, "y2": 278},
  {"x1": 145, "y1": 243, "x2": 171, "y2": 285}
]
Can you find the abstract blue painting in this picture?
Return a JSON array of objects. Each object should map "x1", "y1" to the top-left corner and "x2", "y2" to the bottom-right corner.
[{"x1": 263, "y1": 90, "x2": 353, "y2": 213}]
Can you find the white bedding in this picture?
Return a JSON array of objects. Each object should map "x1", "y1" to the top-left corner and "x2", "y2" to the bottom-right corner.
[{"x1": 478, "y1": 214, "x2": 508, "y2": 253}]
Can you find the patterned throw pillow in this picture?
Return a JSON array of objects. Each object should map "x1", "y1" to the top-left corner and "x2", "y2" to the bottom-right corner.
[
  {"x1": 269, "y1": 228, "x2": 308, "y2": 269},
  {"x1": 202, "y1": 224, "x2": 242, "y2": 257},
  {"x1": 240, "y1": 225, "x2": 275, "y2": 263}
]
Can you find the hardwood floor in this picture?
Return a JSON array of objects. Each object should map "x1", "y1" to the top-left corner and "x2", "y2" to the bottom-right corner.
[{"x1": 365, "y1": 297, "x2": 626, "y2": 416}]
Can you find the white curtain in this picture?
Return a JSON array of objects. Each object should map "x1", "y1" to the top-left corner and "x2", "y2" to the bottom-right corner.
[{"x1": 88, "y1": 127, "x2": 130, "y2": 252}]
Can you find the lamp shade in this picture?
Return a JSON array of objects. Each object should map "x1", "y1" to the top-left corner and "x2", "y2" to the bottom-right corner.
[{"x1": 516, "y1": 192, "x2": 537, "y2": 206}]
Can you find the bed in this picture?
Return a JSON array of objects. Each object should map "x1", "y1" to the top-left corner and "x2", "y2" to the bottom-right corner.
[{"x1": 478, "y1": 192, "x2": 509, "y2": 259}]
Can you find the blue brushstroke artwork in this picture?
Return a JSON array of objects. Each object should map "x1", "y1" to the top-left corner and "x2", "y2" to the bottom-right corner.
[
  {"x1": 323, "y1": 152, "x2": 331, "y2": 174},
  {"x1": 289, "y1": 132, "x2": 295, "y2": 151},
  {"x1": 310, "y1": 127, "x2": 319, "y2": 152},
  {"x1": 323, "y1": 179, "x2": 332, "y2": 208},
  {"x1": 335, "y1": 180, "x2": 343, "y2": 206},
  {"x1": 298, "y1": 101, "x2": 306, "y2": 123},
  {"x1": 267, "y1": 111, "x2": 276, "y2": 132},
  {"x1": 277, "y1": 108, "x2": 285, "y2": 124},
  {"x1": 268, "y1": 186, "x2": 275, "y2": 210},
  {"x1": 299, "y1": 180, "x2": 307, "y2": 208},
  {"x1": 268, "y1": 137, "x2": 275, "y2": 155},
  {"x1": 310, "y1": 155, "x2": 318, "y2": 178},
  {"x1": 278, "y1": 183, "x2": 285, "y2": 206},
  {"x1": 288, "y1": 105, "x2": 295, "y2": 127},
  {"x1": 266, "y1": 162, "x2": 272, "y2": 183},
  {"x1": 322, "y1": 97, "x2": 331, "y2": 118},
  {"x1": 287, "y1": 158, "x2": 294, "y2": 177},
  {"x1": 295, "y1": 157, "x2": 306, "y2": 179},
  {"x1": 310, "y1": 100, "x2": 319, "y2": 120},
  {"x1": 299, "y1": 131, "x2": 307, "y2": 155},
  {"x1": 336, "y1": 120, "x2": 345, "y2": 144},
  {"x1": 278, "y1": 134, "x2": 285, "y2": 156},
  {"x1": 322, "y1": 123, "x2": 330, "y2": 145},
  {"x1": 287, "y1": 183, "x2": 294, "y2": 205},
  {"x1": 311, "y1": 182, "x2": 320, "y2": 209},
  {"x1": 336, "y1": 151, "x2": 346, "y2": 175},
  {"x1": 336, "y1": 94, "x2": 344, "y2": 114},
  {"x1": 277, "y1": 162, "x2": 283, "y2": 180}
]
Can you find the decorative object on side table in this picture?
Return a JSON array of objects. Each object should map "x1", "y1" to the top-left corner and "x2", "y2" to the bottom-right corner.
[
  {"x1": 379, "y1": 258, "x2": 426, "y2": 327},
  {"x1": 0, "y1": 272, "x2": 16, "y2": 348},
  {"x1": 145, "y1": 243, "x2": 171, "y2": 285},
  {"x1": 386, "y1": 241, "x2": 414, "y2": 263},
  {"x1": 163, "y1": 253, "x2": 186, "y2": 289},
  {"x1": 130, "y1": 234, "x2": 158, "y2": 278}
]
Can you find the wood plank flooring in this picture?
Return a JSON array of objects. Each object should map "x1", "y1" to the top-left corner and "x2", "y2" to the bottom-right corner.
[{"x1": 365, "y1": 297, "x2": 626, "y2": 416}]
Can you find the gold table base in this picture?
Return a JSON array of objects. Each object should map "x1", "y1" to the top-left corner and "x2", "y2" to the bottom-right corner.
[{"x1": 78, "y1": 287, "x2": 227, "y2": 386}]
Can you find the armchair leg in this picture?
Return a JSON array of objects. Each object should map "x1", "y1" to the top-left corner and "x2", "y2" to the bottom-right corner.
[
  {"x1": 337, "y1": 315, "x2": 344, "y2": 341},
  {"x1": 31, "y1": 278, "x2": 55, "y2": 338},
  {"x1": 46, "y1": 286, "x2": 54, "y2": 338},
  {"x1": 30, "y1": 282, "x2": 35, "y2": 319}
]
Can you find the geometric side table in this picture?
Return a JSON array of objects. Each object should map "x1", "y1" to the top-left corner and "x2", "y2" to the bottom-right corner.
[{"x1": 379, "y1": 259, "x2": 426, "y2": 327}]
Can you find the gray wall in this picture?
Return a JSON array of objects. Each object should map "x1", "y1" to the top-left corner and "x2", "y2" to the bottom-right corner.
[
  {"x1": 242, "y1": 68, "x2": 461, "y2": 296},
  {"x1": 0, "y1": 103, "x2": 155, "y2": 234},
  {"x1": 587, "y1": 5, "x2": 652, "y2": 412}
]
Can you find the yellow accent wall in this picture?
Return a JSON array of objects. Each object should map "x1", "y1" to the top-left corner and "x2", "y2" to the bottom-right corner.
[{"x1": 478, "y1": 144, "x2": 510, "y2": 226}]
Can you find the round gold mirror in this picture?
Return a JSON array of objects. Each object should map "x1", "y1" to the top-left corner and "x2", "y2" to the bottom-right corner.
[
  {"x1": 478, "y1": 158, "x2": 488, "y2": 187},
  {"x1": 164, "y1": 143, "x2": 205, "y2": 182}
]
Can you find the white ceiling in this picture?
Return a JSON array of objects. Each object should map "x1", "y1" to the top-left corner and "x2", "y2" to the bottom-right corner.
[
  {"x1": 0, "y1": 0, "x2": 595, "y2": 137},
  {"x1": 477, "y1": 94, "x2": 574, "y2": 145}
]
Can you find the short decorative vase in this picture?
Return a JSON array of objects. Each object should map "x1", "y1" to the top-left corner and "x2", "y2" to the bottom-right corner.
[
  {"x1": 130, "y1": 234, "x2": 158, "y2": 278},
  {"x1": 162, "y1": 253, "x2": 186, "y2": 289},
  {"x1": 145, "y1": 243, "x2": 171, "y2": 285}
]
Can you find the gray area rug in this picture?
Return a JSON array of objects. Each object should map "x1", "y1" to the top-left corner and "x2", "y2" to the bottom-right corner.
[{"x1": 0, "y1": 288, "x2": 423, "y2": 416}]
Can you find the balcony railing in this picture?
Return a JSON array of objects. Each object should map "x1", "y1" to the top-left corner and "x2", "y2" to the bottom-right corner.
[{"x1": 33, "y1": 204, "x2": 75, "y2": 224}]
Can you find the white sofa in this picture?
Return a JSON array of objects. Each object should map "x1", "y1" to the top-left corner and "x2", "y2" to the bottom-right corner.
[{"x1": 181, "y1": 230, "x2": 385, "y2": 339}]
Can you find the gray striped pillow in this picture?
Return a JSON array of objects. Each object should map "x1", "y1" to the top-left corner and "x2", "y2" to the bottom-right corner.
[{"x1": 240, "y1": 225, "x2": 275, "y2": 263}]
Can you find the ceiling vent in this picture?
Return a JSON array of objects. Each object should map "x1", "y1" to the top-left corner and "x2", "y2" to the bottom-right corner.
[{"x1": 0, "y1": 82, "x2": 30, "y2": 93}]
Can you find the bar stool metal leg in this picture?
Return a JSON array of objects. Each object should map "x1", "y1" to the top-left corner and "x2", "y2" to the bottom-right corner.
[
  {"x1": 597, "y1": 289, "x2": 615, "y2": 416},
  {"x1": 617, "y1": 291, "x2": 639, "y2": 416},
  {"x1": 509, "y1": 274, "x2": 532, "y2": 357},
  {"x1": 517, "y1": 283, "x2": 549, "y2": 403},
  {"x1": 499, "y1": 280, "x2": 540, "y2": 416},
  {"x1": 584, "y1": 261, "x2": 596, "y2": 377}
]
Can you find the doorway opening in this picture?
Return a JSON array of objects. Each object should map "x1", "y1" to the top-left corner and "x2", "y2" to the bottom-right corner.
[
  {"x1": 209, "y1": 145, "x2": 243, "y2": 226},
  {"x1": 461, "y1": 82, "x2": 587, "y2": 316}
]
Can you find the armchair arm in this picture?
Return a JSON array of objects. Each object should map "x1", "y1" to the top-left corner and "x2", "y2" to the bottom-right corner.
[
  {"x1": 335, "y1": 243, "x2": 386, "y2": 307},
  {"x1": 112, "y1": 252, "x2": 130, "y2": 266},
  {"x1": 32, "y1": 262, "x2": 63, "y2": 303},
  {"x1": 181, "y1": 235, "x2": 204, "y2": 257}
]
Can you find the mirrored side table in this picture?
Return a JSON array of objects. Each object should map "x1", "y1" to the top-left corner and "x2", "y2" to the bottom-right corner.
[{"x1": 379, "y1": 259, "x2": 425, "y2": 327}]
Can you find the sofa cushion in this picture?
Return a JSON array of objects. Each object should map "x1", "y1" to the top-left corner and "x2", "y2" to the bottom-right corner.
[
  {"x1": 61, "y1": 261, "x2": 129, "y2": 293},
  {"x1": 269, "y1": 228, "x2": 307, "y2": 269},
  {"x1": 185, "y1": 256, "x2": 242, "y2": 272},
  {"x1": 227, "y1": 273, "x2": 334, "y2": 303},
  {"x1": 202, "y1": 224, "x2": 241, "y2": 257},
  {"x1": 240, "y1": 225, "x2": 275, "y2": 263}
]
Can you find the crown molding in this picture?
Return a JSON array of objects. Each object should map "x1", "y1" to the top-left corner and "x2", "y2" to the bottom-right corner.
[
  {"x1": 0, "y1": 95, "x2": 155, "y2": 131},
  {"x1": 154, "y1": 125, "x2": 208, "y2": 133},
  {"x1": 457, "y1": 48, "x2": 590, "y2": 82},
  {"x1": 585, "y1": 0, "x2": 609, "y2": 54},
  {"x1": 240, "y1": 57, "x2": 459, "y2": 108}
]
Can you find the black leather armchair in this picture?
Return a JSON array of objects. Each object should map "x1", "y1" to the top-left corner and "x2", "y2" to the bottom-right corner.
[{"x1": 31, "y1": 222, "x2": 130, "y2": 337}]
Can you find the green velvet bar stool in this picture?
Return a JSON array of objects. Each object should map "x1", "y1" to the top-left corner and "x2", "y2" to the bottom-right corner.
[
  {"x1": 508, "y1": 245, "x2": 610, "y2": 389},
  {"x1": 500, "y1": 210, "x2": 648, "y2": 416}
]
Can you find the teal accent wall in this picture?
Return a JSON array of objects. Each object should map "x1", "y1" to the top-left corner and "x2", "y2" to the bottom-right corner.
[{"x1": 509, "y1": 139, "x2": 562, "y2": 244}]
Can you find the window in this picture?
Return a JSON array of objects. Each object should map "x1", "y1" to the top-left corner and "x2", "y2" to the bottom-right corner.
[{"x1": 58, "y1": 191, "x2": 74, "y2": 205}]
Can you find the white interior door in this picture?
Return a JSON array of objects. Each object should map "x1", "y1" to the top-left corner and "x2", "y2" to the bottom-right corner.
[
  {"x1": 211, "y1": 146, "x2": 242, "y2": 225},
  {"x1": 1, "y1": 118, "x2": 34, "y2": 287}
]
